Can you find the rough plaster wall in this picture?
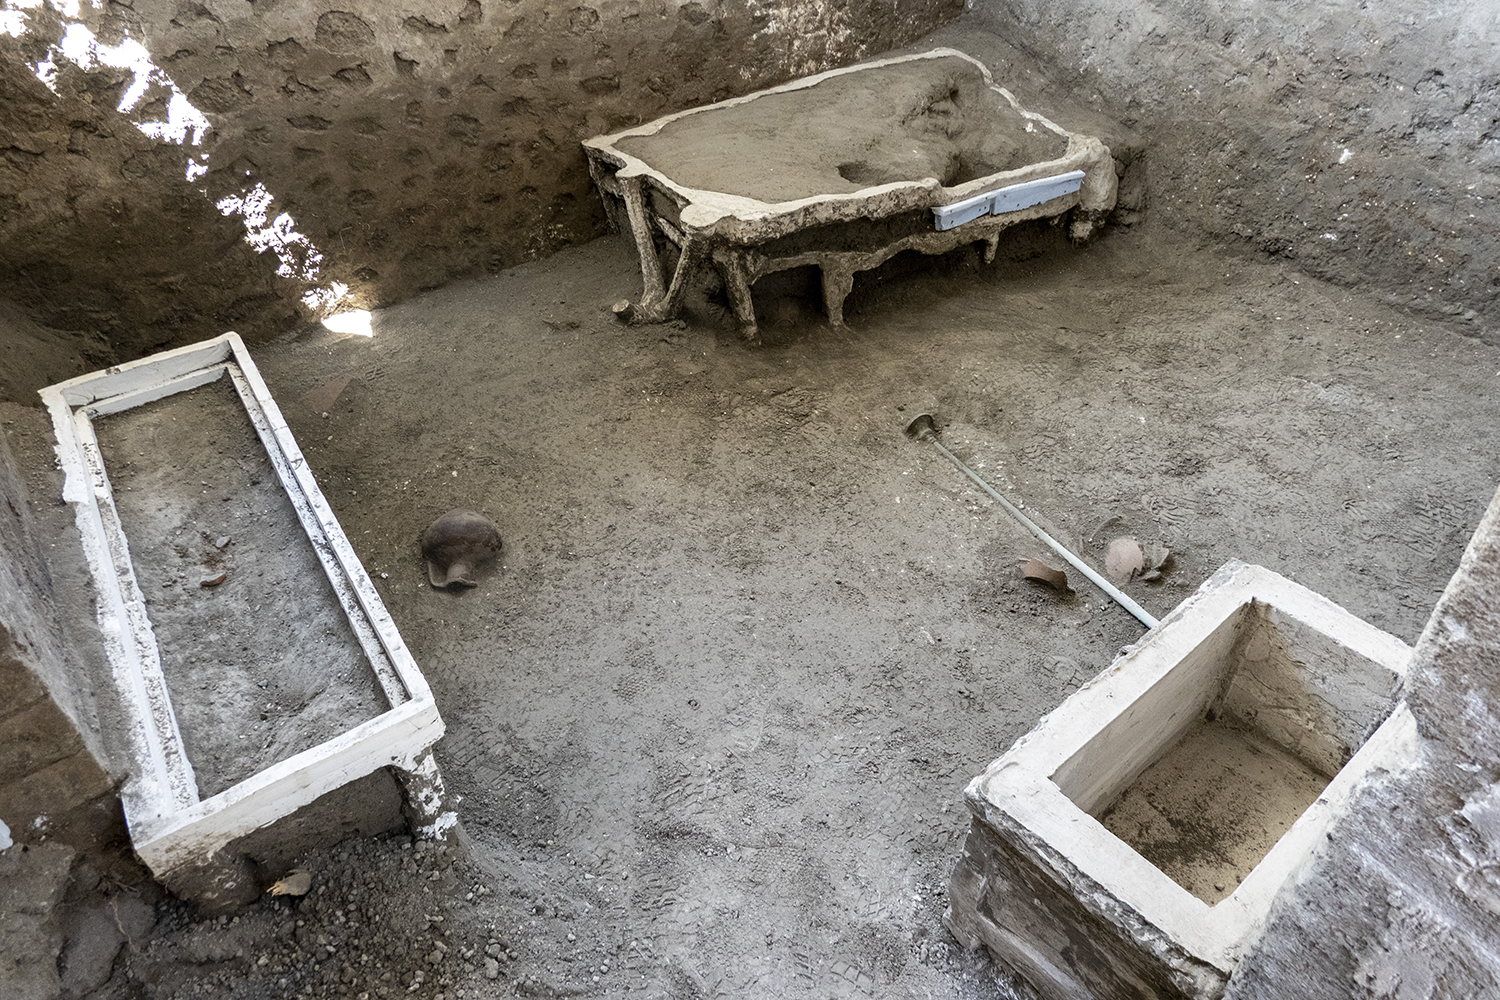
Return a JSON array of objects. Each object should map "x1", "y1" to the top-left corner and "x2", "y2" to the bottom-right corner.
[
  {"x1": 0, "y1": 300, "x2": 112, "y2": 405},
  {"x1": 0, "y1": 427, "x2": 116, "y2": 852},
  {"x1": 963, "y1": 0, "x2": 1500, "y2": 341},
  {"x1": 1, "y1": 0, "x2": 961, "y2": 355},
  {"x1": 1224, "y1": 485, "x2": 1500, "y2": 998},
  {"x1": 0, "y1": 23, "x2": 306, "y2": 357}
]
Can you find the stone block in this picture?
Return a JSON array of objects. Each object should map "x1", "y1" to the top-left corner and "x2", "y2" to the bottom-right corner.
[
  {"x1": 41, "y1": 335, "x2": 450, "y2": 908},
  {"x1": 57, "y1": 894, "x2": 154, "y2": 996},
  {"x1": 158, "y1": 767, "x2": 405, "y2": 915},
  {"x1": 1224, "y1": 485, "x2": 1500, "y2": 997}
]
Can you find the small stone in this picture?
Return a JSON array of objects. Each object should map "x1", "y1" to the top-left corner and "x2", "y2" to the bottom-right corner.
[
  {"x1": 201, "y1": 572, "x2": 228, "y2": 588},
  {"x1": 484, "y1": 958, "x2": 500, "y2": 980},
  {"x1": 267, "y1": 869, "x2": 312, "y2": 897},
  {"x1": 215, "y1": 535, "x2": 230, "y2": 549}
]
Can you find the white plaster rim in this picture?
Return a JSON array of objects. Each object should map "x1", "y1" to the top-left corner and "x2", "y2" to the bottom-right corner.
[
  {"x1": 583, "y1": 48, "x2": 1112, "y2": 232},
  {"x1": 966, "y1": 561, "x2": 1414, "y2": 971}
]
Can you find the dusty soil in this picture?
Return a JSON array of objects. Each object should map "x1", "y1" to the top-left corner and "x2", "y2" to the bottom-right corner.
[
  {"x1": 1097, "y1": 716, "x2": 1329, "y2": 906},
  {"x1": 614, "y1": 55, "x2": 1066, "y2": 203},
  {"x1": 7, "y1": 208, "x2": 1500, "y2": 999},
  {"x1": 92, "y1": 377, "x2": 390, "y2": 799}
]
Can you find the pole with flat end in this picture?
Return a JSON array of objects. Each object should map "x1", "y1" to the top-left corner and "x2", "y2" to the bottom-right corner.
[{"x1": 904, "y1": 413, "x2": 1159, "y2": 629}]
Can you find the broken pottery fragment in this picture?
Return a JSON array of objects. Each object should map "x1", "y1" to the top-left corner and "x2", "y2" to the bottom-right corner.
[
  {"x1": 421, "y1": 509, "x2": 503, "y2": 590},
  {"x1": 1106, "y1": 536, "x2": 1173, "y2": 584},
  {"x1": 1139, "y1": 541, "x2": 1173, "y2": 582},
  {"x1": 1020, "y1": 558, "x2": 1070, "y2": 592},
  {"x1": 1105, "y1": 537, "x2": 1146, "y2": 584}
]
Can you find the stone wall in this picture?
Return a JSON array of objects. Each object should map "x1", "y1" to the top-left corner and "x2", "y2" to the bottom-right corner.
[
  {"x1": 961, "y1": 0, "x2": 1500, "y2": 341},
  {"x1": 1, "y1": 0, "x2": 962, "y2": 356},
  {"x1": 0, "y1": 23, "x2": 305, "y2": 359},
  {"x1": 5, "y1": 0, "x2": 1498, "y2": 354}
]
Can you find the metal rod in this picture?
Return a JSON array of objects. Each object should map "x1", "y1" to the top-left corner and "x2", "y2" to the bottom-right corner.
[{"x1": 908, "y1": 418, "x2": 1159, "y2": 629}]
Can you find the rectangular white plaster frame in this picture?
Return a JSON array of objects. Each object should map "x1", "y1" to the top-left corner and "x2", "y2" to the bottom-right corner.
[
  {"x1": 965, "y1": 561, "x2": 1418, "y2": 975},
  {"x1": 41, "y1": 333, "x2": 450, "y2": 878}
]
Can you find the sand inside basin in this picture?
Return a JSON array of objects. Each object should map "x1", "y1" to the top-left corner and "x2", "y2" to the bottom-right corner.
[
  {"x1": 1096, "y1": 715, "x2": 1333, "y2": 905},
  {"x1": 92, "y1": 377, "x2": 391, "y2": 800},
  {"x1": 615, "y1": 56, "x2": 1068, "y2": 205}
]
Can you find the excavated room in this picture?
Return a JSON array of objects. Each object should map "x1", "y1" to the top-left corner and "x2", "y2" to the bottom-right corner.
[{"x1": 2, "y1": 2, "x2": 1498, "y2": 999}]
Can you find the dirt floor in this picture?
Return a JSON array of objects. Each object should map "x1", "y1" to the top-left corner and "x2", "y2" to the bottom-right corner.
[{"x1": 7, "y1": 209, "x2": 1500, "y2": 999}]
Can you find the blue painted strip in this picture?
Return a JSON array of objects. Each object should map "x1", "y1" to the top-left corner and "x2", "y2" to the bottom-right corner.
[
  {"x1": 989, "y1": 170, "x2": 1086, "y2": 214},
  {"x1": 931, "y1": 189, "x2": 994, "y2": 231},
  {"x1": 929, "y1": 169, "x2": 1087, "y2": 231}
]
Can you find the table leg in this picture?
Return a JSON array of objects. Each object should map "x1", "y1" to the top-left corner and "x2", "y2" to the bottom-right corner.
[
  {"x1": 716, "y1": 252, "x2": 759, "y2": 341},
  {"x1": 614, "y1": 234, "x2": 708, "y2": 326},
  {"x1": 821, "y1": 264, "x2": 855, "y2": 326},
  {"x1": 394, "y1": 750, "x2": 457, "y2": 840},
  {"x1": 621, "y1": 175, "x2": 666, "y2": 306}
]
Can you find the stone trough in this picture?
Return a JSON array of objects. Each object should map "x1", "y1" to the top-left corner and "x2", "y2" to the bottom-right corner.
[
  {"x1": 584, "y1": 47, "x2": 1118, "y2": 341},
  {"x1": 41, "y1": 334, "x2": 450, "y2": 908},
  {"x1": 945, "y1": 561, "x2": 1416, "y2": 999}
]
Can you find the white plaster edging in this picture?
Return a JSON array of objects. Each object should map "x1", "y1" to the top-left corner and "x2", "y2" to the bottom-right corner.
[
  {"x1": 966, "y1": 561, "x2": 1414, "y2": 976},
  {"x1": 139, "y1": 699, "x2": 442, "y2": 875},
  {"x1": 41, "y1": 334, "x2": 451, "y2": 876}
]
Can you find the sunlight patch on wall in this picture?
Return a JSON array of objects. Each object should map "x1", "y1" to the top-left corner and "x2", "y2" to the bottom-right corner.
[
  {"x1": 215, "y1": 184, "x2": 324, "y2": 282},
  {"x1": 304, "y1": 282, "x2": 353, "y2": 314},
  {"x1": 3, "y1": 0, "x2": 77, "y2": 38},
  {"x1": 3, "y1": 0, "x2": 351, "y2": 315}
]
